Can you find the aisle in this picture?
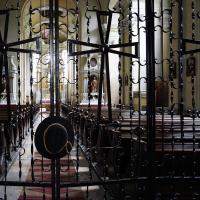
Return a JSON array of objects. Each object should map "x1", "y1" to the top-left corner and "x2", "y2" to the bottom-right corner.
[{"x1": 0, "y1": 112, "x2": 104, "y2": 200}]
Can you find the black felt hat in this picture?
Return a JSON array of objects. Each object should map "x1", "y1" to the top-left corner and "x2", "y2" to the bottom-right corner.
[{"x1": 35, "y1": 116, "x2": 74, "y2": 159}]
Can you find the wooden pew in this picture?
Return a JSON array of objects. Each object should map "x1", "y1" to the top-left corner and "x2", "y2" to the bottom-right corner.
[
  {"x1": 61, "y1": 104, "x2": 200, "y2": 177},
  {"x1": 0, "y1": 104, "x2": 40, "y2": 174}
]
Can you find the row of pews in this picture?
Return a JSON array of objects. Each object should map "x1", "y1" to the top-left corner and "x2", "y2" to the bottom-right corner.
[
  {"x1": 0, "y1": 104, "x2": 40, "y2": 174},
  {"x1": 62, "y1": 103, "x2": 200, "y2": 197}
]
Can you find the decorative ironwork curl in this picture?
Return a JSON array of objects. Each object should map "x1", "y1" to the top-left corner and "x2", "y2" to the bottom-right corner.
[
  {"x1": 132, "y1": 77, "x2": 147, "y2": 84},
  {"x1": 130, "y1": 26, "x2": 148, "y2": 36},
  {"x1": 154, "y1": 58, "x2": 171, "y2": 65},
  {"x1": 132, "y1": 60, "x2": 147, "y2": 66},
  {"x1": 85, "y1": 10, "x2": 91, "y2": 20},
  {"x1": 59, "y1": 77, "x2": 78, "y2": 85},
  {"x1": 154, "y1": 25, "x2": 169, "y2": 33},
  {"x1": 132, "y1": 12, "x2": 146, "y2": 22},
  {"x1": 67, "y1": 25, "x2": 76, "y2": 34},
  {"x1": 33, "y1": 75, "x2": 48, "y2": 84}
]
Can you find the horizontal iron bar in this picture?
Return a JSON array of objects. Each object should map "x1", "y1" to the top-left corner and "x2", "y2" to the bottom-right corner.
[
  {"x1": 0, "y1": 181, "x2": 52, "y2": 187},
  {"x1": 0, "y1": 177, "x2": 147, "y2": 188},
  {"x1": 109, "y1": 49, "x2": 138, "y2": 58},
  {"x1": 0, "y1": 9, "x2": 18, "y2": 15},
  {"x1": 7, "y1": 37, "x2": 40, "y2": 47},
  {"x1": 182, "y1": 49, "x2": 200, "y2": 55},
  {"x1": 109, "y1": 42, "x2": 138, "y2": 48},
  {"x1": 2, "y1": 176, "x2": 200, "y2": 188},
  {"x1": 60, "y1": 177, "x2": 147, "y2": 187},
  {"x1": 183, "y1": 39, "x2": 200, "y2": 44},
  {"x1": 8, "y1": 48, "x2": 41, "y2": 54},
  {"x1": 87, "y1": 10, "x2": 121, "y2": 15},
  {"x1": 69, "y1": 49, "x2": 100, "y2": 56},
  {"x1": 68, "y1": 39, "x2": 101, "y2": 48}
]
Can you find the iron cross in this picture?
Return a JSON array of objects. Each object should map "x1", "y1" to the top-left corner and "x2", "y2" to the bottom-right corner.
[
  {"x1": 0, "y1": 9, "x2": 40, "y2": 122},
  {"x1": 68, "y1": 10, "x2": 138, "y2": 122}
]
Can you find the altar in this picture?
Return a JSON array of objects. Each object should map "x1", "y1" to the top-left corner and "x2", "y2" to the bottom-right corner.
[{"x1": 80, "y1": 56, "x2": 105, "y2": 105}]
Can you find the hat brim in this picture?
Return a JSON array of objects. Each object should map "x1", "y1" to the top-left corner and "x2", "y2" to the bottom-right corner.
[{"x1": 35, "y1": 116, "x2": 74, "y2": 159}]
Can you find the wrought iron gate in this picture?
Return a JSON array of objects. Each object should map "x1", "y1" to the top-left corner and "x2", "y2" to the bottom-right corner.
[{"x1": 0, "y1": 0, "x2": 200, "y2": 199}]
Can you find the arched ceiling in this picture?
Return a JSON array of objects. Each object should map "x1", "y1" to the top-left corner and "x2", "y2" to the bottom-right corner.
[
  {"x1": 22, "y1": 0, "x2": 76, "y2": 43},
  {"x1": 20, "y1": 0, "x2": 117, "y2": 44}
]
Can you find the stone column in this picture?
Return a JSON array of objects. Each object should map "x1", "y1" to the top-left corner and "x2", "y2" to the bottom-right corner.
[{"x1": 8, "y1": 55, "x2": 17, "y2": 104}]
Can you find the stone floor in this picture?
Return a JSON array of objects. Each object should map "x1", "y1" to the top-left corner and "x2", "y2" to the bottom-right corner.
[{"x1": 0, "y1": 112, "x2": 105, "y2": 200}]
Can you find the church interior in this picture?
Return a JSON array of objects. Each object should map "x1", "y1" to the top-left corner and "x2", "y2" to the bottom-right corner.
[{"x1": 0, "y1": 0, "x2": 200, "y2": 199}]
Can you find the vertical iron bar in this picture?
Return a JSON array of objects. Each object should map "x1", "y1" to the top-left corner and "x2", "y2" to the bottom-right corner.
[
  {"x1": 137, "y1": 0, "x2": 142, "y2": 177},
  {"x1": 129, "y1": 0, "x2": 135, "y2": 180},
  {"x1": 51, "y1": 159, "x2": 56, "y2": 200},
  {"x1": 48, "y1": 1, "x2": 56, "y2": 199},
  {"x1": 17, "y1": 0, "x2": 22, "y2": 147},
  {"x1": 4, "y1": 13, "x2": 9, "y2": 43},
  {"x1": 169, "y1": 1, "x2": 175, "y2": 181},
  {"x1": 161, "y1": 0, "x2": 165, "y2": 153},
  {"x1": 55, "y1": 158, "x2": 60, "y2": 200},
  {"x1": 137, "y1": 0, "x2": 142, "y2": 126},
  {"x1": 49, "y1": 0, "x2": 54, "y2": 116},
  {"x1": 4, "y1": 54, "x2": 11, "y2": 123},
  {"x1": 97, "y1": 54, "x2": 104, "y2": 122},
  {"x1": 19, "y1": 150, "x2": 22, "y2": 180},
  {"x1": 30, "y1": 51, "x2": 35, "y2": 180},
  {"x1": 178, "y1": 0, "x2": 184, "y2": 150},
  {"x1": 75, "y1": 0, "x2": 80, "y2": 182},
  {"x1": 75, "y1": 0, "x2": 79, "y2": 108},
  {"x1": 86, "y1": 0, "x2": 91, "y2": 114},
  {"x1": 29, "y1": 0, "x2": 34, "y2": 182},
  {"x1": 23, "y1": 186, "x2": 26, "y2": 200},
  {"x1": 191, "y1": 0, "x2": 196, "y2": 177},
  {"x1": 86, "y1": 1, "x2": 92, "y2": 197},
  {"x1": 145, "y1": 0, "x2": 155, "y2": 198},
  {"x1": 55, "y1": 0, "x2": 60, "y2": 117},
  {"x1": 105, "y1": 53, "x2": 112, "y2": 122},
  {"x1": 96, "y1": 12, "x2": 104, "y2": 45},
  {"x1": 138, "y1": 0, "x2": 141, "y2": 127},
  {"x1": 118, "y1": 0, "x2": 122, "y2": 119},
  {"x1": 55, "y1": 0, "x2": 61, "y2": 198},
  {"x1": 39, "y1": 0, "x2": 43, "y2": 123}
]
